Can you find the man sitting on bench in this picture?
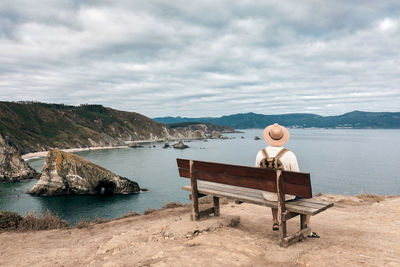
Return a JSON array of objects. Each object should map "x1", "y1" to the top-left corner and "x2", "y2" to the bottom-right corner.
[{"x1": 255, "y1": 123, "x2": 319, "y2": 238}]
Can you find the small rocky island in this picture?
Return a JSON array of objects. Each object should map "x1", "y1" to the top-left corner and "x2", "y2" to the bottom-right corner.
[
  {"x1": 209, "y1": 130, "x2": 228, "y2": 139},
  {"x1": 0, "y1": 135, "x2": 39, "y2": 182},
  {"x1": 28, "y1": 149, "x2": 140, "y2": 196},
  {"x1": 172, "y1": 140, "x2": 189, "y2": 149}
]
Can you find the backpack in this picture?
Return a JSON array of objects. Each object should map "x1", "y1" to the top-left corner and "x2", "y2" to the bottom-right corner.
[{"x1": 260, "y1": 148, "x2": 289, "y2": 170}]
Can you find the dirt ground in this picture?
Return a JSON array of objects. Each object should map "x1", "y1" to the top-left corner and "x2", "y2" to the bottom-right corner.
[{"x1": 1, "y1": 194, "x2": 399, "y2": 267}]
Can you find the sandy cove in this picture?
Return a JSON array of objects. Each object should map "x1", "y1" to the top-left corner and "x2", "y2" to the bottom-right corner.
[
  {"x1": 1, "y1": 194, "x2": 399, "y2": 266},
  {"x1": 21, "y1": 146, "x2": 130, "y2": 160}
]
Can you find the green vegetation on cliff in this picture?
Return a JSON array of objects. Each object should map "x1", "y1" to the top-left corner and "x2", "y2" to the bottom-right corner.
[{"x1": 0, "y1": 102, "x2": 168, "y2": 154}]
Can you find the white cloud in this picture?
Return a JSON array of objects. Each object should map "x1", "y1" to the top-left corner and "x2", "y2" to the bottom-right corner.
[
  {"x1": 378, "y1": 18, "x2": 397, "y2": 32},
  {"x1": 0, "y1": 0, "x2": 399, "y2": 117}
]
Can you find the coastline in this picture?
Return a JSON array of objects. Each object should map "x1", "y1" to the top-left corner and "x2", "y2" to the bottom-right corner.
[
  {"x1": 22, "y1": 145, "x2": 129, "y2": 160},
  {"x1": 21, "y1": 136, "x2": 223, "y2": 160}
]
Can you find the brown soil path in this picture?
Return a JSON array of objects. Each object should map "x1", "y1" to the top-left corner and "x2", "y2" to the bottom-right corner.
[{"x1": 1, "y1": 194, "x2": 399, "y2": 266}]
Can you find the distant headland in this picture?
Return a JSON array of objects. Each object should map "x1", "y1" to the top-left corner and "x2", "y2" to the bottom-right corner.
[{"x1": 154, "y1": 110, "x2": 400, "y2": 129}]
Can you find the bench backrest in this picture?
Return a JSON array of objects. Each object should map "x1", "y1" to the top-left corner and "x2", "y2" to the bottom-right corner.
[{"x1": 177, "y1": 158, "x2": 312, "y2": 198}]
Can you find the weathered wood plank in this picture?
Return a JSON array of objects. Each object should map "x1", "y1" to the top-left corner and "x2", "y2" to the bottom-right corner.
[
  {"x1": 300, "y1": 214, "x2": 307, "y2": 229},
  {"x1": 283, "y1": 183, "x2": 312, "y2": 198},
  {"x1": 183, "y1": 185, "x2": 279, "y2": 209},
  {"x1": 283, "y1": 211, "x2": 299, "y2": 221},
  {"x1": 177, "y1": 158, "x2": 312, "y2": 197},
  {"x1": 295, "y1": 199, "x2": 333, "y2": 207},
  {"x1": 178, "y1": 158, "x2": 311, "y2": 180},
  {"x1": 281, "y1": 227, "x2": 311, "y2": 248},
  {"x1": 282, "y1": 171, "x2": 311, "y2": 186},
  {"x1": 199, "y1": 180, "x2": 313, "y2": 205},
  {"x1": 213, "y1": 197, "x2": 220, "y2": 216},
  {"x1": 287, "y1": 200, "x2": 329, "y2": 210},
  {"x1": 178, "y1": 158, "x2": 278, "y2": 180},
  {"x1": 177, "y1": 158, "x2": 190, "y2": 169},
  {"x1": 191, "y1": 169, "x2": 277, "y2": 192},
  {"x1": 182, "y1": 184, "x2": 331, "y2": 215},
  {"x1": 289, "y1": 201, "x2": 333, "y2": 216},
  {"x1": 200, "y1": 181, "x2": 264, "y2": 195},
  {"x1": 180, "y1": 167, "x2": 275, "y2": 191},
  {"x1": 277, "y1": 170, "x2": 287, "y2": 241},
  {"x1": 198, "y1": 182, "x2": 264, "y2": 199},
  {"x1": 284, "y1": 202, "x2": 322, "y2": 215},
  {"x1": 189, "y1": 193, "x2": 207, "y2": 200},
  {"x1": 190, "y1": 160, "x2": 200, "y2": 221}
]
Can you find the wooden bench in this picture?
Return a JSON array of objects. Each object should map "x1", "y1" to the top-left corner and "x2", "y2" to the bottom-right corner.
[{"x1": 176, "y1": 158, "x2": 333, "y2": 247}]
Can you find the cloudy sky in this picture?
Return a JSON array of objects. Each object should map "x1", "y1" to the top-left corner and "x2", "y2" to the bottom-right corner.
[{"x1": 1, "y1": 1, "x2": 399, "y2": 117}]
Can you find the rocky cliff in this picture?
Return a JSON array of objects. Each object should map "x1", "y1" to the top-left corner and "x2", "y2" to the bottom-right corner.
[
  {"x1": 0, "y1": 102, "x2": 233, "y2": 155},
  {"x1": 0, "y1": 102, "x2": 173, "y2": 154},
  {"x1": 28, "y1": 149, "x2": 140, "y2": 196},
  {"x1": 0, "y1": 135, "x2": 39, "y2": 182}
]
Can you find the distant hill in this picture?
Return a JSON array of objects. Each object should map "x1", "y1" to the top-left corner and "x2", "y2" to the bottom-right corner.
[
  {"x1": 154, "y1": 111, "x2": 400, "y2": 129},
  {"x1": 0, "y1": 102, "x2": 173, "y2": 154}
]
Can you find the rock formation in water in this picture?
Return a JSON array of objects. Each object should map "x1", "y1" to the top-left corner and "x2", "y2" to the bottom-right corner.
[
  {"x1": 28, "y1": 149, "x2": 140, "y2": 196},
  {"x1": 208, "y1": 130, "x2": 227, "y2": 139},
  {"x1": 0, "y1": 135, "x2": 39, "y2": 182},
  {"x1": 254, "y1": 136, "x2": 261, "y2": 140},
  {"x1": 163, "y1": 141, "x2": 170, "y2": 148},
  {"x1": 172, "y1": 140, "x2": 189, "y2": 149}
]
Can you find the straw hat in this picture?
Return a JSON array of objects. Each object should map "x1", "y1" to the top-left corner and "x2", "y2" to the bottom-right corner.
[{"x1": 263, "y1": 123, "x2": 290, "y2": 147}]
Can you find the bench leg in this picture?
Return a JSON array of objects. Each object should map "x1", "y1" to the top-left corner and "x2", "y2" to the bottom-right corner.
[
  {"x1": 189, "y1": 160, "x2": 200, "y2": 221},
  {"x1": 213, "y1": 196, "x2": 220, "y2": 216},
  {"x1": 278, "y1": 208, "x2": 287, "y2": 245},
  {"x1": 279, "y1": 219, "x2": 287, "y2": 246},
  {"x1": 281, "y1": 227, "x2": 311, "y2": 247},
  {"x1": 190, "y1": 193, "x2": 200, "y2": 221},
  {"x1": 279, "y1": 214, "x2": 311, "y2": 247},
  {"x1": 300, "y1": 214, "x2": 307, "y2": 230},
  {"x1": 190, "y1": 195, "x2": 220, "y2": 220}
]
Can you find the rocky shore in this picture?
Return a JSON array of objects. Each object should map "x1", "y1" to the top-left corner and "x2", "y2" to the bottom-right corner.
[
  {"x1": 20, "y1": 127, "x2": 232, "y2": 161},
  {"x1": 0, "y1": 135, "x2": 39, "y2": 182}
]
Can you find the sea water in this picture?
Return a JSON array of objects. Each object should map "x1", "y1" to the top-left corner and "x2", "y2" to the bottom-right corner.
[{"x1": 0, "y1": 129, "x2": 399, "y2": 224}]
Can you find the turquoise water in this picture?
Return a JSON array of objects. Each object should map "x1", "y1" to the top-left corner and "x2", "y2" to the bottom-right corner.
[{"x1": 1, "y1": 129, "x2": 399, "y2": 224}]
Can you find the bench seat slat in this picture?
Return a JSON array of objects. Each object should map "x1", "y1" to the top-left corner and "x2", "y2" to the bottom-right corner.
[
  {"x1": 178, "y1": 158, "x2": 277, "y2": 180},
  {"x1": 183, "y1": 182, "x2": 332, "y2": 216},
  {"x1": 294, "y1": 199, "x2": 333, "y2": 207},
  {"x1": 199, "y1": 181, "x2": 268, "y2": 200},
  {"x1": 188, "y1": 168, "x2": 277, "y2": 192},
  {"x1": 286, "y1": 200, "x2": 330, "y2": 210},
  {"x1": 199, "y1": 182, "x2": 331, "y2": 212},
  {"x1": 198, "y1": 182, "x2": 329, "y2": 209},
  {"x1": 182, "y1": 184, "x2": 279, "y2": 209}
]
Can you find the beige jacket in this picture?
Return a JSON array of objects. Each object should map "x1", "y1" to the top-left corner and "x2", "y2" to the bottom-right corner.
[{"x1": 255, "y1": 146, "x2": 299, "y2": 201}]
